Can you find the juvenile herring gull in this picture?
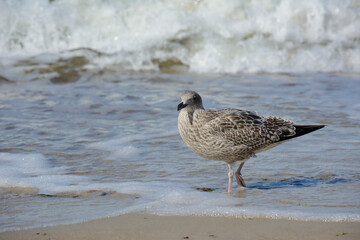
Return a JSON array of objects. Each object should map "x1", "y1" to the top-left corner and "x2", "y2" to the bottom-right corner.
[{"x1": 177, "y1": 91, "x2": 325, "y2": 193}]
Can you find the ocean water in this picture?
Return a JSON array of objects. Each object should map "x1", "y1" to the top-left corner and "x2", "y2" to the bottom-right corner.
[{"x1": 1, "y1": 0, "x2": 360, "y2": 232}]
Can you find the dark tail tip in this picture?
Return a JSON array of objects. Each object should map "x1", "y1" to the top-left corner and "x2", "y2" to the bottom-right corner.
[{"x1": 279, "y1": 125, "x2": 325, "y2": 142}]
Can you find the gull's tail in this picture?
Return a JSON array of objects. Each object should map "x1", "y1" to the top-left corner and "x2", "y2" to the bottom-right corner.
[{"x1": 279, "y1": 125, "x2": 325, "y2": 142}]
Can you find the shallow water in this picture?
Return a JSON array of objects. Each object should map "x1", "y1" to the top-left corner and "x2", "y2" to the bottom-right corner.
[
  {"x1": 1, "y1": 0, "x2": 360, "y2": 232},
  {"x1": 1, "y1": 72, "x2": 360, "y2": 231}
]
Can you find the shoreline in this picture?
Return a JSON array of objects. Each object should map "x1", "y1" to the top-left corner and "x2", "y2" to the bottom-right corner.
[{"x1": 1, "y1": 214, "x2": 359, "y2": 240}]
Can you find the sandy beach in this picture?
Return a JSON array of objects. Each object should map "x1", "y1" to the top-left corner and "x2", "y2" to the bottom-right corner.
[{"x1": 1, "y1": 214, "x2": 359, "y2": 240}]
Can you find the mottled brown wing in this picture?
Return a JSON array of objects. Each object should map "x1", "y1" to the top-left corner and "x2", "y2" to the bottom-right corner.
[
  {"x1": 200, "y1": 108, "x2": 270, "y2": 149},
  {"x1": 264, "y1": 116, "x2": 296, "y2": 141},
  {"x1": 200, "y1": 109, "x2": 296, "y2": 149}
]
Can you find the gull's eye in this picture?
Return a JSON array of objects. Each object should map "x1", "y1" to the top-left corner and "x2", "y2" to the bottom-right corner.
[{"x1": 193, "y1": 96, "x2": 197, "y2": 101}]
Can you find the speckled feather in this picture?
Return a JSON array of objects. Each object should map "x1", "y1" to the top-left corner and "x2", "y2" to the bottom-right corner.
[{"x1": 178, "y1": 92, "x2": 296, "y2": 164}]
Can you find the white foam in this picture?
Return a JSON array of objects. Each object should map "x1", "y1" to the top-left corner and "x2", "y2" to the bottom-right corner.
[
  {"x1": 1, "y1": 152, "x2": 359, "y2": 224},
  {"x1": 0, "y1": 152, "x2": 89, "y2": 194},
  {"x1": 88, "y1": 131, "x2": 179, "y2": 159},
  {"x1": 101, "y1": 181, "x2": 360, "y2": 222},
  {"x1": 89, "y1": 137, "x2": 141, "y2": 158},
  {"x1": 0, "y1": 0, "x2": 359, "y2": 73}
]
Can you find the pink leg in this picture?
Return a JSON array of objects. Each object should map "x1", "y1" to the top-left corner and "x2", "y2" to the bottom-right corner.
[
  {"x1": 235, "y1": 162, "x2": 246, "y2": 187},
  {"x1": 228, "y1": 164, "x2": 234, "y2": 193}
]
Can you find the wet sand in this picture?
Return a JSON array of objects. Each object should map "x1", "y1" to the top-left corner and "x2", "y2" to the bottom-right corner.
[{"x1": 1, "y1": 213, "x2": 359, "y2": 240}]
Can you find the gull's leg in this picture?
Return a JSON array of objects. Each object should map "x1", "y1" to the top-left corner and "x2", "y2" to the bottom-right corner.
[
  {"x1": 235, "y1": 162, "x2": 246, "y2": 187},
  {"x1": 227, "y1": 164, "x2": 234, "y2": 193}
]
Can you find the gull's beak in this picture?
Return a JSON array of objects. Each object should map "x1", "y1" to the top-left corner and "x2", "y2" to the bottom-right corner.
[{"x1": 177, "y1": 102, "x2": 188, "y2": 111}]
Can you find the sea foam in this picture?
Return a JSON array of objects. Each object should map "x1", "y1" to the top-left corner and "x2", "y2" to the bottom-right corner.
[
  {"x1": 0, "y1": 0, "x2": 359, "y2": 74},
  {"x1": 0, "y1": 152, "x2": 89, "y2": 194}
]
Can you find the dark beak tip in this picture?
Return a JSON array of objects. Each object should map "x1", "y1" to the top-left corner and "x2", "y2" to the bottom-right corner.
[
  {"x1": 177, "y1": 103, "x2": 183, "y2": 111},
  {"x1": 177, "y1": 102, "x2": 187, "y2": 111}
]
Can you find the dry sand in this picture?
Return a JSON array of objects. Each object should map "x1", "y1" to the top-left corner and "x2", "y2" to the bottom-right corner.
[{"x1": 1, "y1": 214, "x2": 359, "y2": 240}]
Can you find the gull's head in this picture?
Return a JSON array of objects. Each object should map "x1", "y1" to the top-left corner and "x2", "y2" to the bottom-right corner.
[{"x1": 177, "y1": 91, "x2": 204, "y2": 111}]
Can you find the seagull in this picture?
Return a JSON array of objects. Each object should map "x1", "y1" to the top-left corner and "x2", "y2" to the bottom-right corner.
[{"x1": 177, "y1": 90, "x2": 325, "y2": 193}]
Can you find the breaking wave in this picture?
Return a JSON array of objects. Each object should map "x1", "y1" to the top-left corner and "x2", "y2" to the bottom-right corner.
[{"x1": 1, "y1": 0, "x2": 359, "y2": 74}]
